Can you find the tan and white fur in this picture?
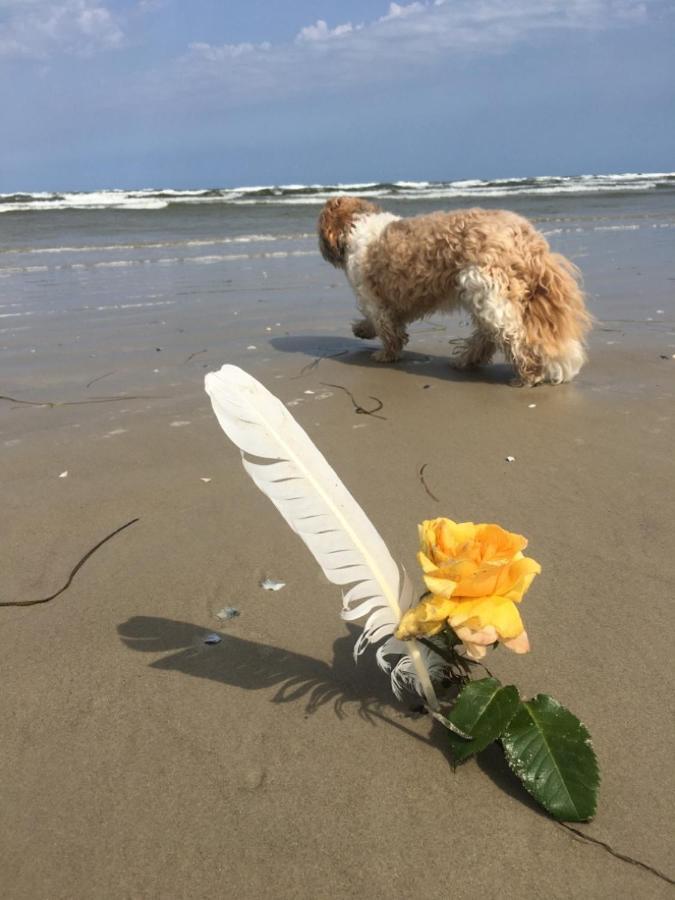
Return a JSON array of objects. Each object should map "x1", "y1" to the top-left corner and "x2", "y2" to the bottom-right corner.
[{"x1": 318, "y1": 197, "x2": 591, "y2": 385}]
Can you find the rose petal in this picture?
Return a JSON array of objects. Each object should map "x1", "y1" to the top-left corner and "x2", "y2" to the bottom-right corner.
[
  {"x1": 502, "y1": 630, "x2": 530, "y2": 654},
  {"x1": 459, "y1": 641, "x2": 488, "y2": 660},
  {"x1": 453, "y1": 624, "x2": 498, "y2": 646}
]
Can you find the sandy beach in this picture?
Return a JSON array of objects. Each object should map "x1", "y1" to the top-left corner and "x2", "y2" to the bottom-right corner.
[{"x1": 2, "y1": 191, "x2": 674, "y2": 899}]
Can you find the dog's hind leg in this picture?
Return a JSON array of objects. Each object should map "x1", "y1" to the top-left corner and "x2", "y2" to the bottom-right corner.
[
  {"x1": 505, "y1": 343, "x2": 546, "y2": 387},
  {"x1": 450, "y1": 328, "x2": 497, "y2": 370},
  {"x1": 509, "y1": 339, "x2": 586, "y2": 386},
  {"x1": 454, "y1": 265, "x2": 527, "y2": 381},
  {"x1": 352, "y1": 317, "x2": 377, "y2": 340}
]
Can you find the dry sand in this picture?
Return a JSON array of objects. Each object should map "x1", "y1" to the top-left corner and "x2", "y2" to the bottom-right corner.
[{"x1": 2, "y1": 270, "x2": 675, "y2": 898}]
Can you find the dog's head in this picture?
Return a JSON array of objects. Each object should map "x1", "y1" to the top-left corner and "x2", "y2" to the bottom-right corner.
[{"x1": 317, "y1": 196, "x2": 381, "y2": 267}]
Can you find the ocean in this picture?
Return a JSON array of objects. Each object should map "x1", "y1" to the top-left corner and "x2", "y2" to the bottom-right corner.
[{"x1": 1, "y1": 172, "x2": 674, "y2": 396}]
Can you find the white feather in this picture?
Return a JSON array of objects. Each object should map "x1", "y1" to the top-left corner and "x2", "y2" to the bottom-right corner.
[{"x1": 204, "y1": 364, "x2": 440, "y2": 709}]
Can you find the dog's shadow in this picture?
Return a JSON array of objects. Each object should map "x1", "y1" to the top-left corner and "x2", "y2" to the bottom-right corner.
[
  {"x1": 117, "y1": 616, "x2": 545, "y2": 816},
  {"x1": 269, "y1": 334, "x2": 515, "y2": 385}
]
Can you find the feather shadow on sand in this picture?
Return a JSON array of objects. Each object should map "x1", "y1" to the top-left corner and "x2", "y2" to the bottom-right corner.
[
  {"x1": 117, "y1": 615, "x2": 538, "y2": 810},
  {"x1": 118, "y1": 616, "x2": 431, "y2": 736}
]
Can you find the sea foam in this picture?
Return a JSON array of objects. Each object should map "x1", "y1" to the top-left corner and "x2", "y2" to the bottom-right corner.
[{"x1": 1, "y1": 173, "x2": 673, "y2": 214}]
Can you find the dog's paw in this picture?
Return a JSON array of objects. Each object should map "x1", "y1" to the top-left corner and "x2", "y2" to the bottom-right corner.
[
  {"x1": 371, "y1": 349, "x2": 400, "y2": 363},
  {"x1": 352, "y1": 319, "x2": 377, "y2": 340},
  {"x1": 449, "y1": 351, "x2": 475, "y2": 370}
]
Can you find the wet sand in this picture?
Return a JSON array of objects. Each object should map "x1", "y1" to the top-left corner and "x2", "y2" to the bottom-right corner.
[{"x1": 1, "y1": 227, "x2": 675, "y2": 898}]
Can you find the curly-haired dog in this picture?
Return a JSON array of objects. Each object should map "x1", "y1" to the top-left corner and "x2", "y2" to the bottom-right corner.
[{"x1": 318, "y1": 197, "x2": 591, "y2": 385}]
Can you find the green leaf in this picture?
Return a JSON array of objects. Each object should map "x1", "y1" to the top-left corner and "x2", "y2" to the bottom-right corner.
[
  {"x1": 501, "y1": 694, "x2": 599, "y2": 822},
  {"x1": 444, "y1": 678, "x2": 520, "y2": 763}
]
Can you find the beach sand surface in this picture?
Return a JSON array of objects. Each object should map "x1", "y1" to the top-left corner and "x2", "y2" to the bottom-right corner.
[{"x1": 1, "y1": 202, "x2": 674, "y2": 899}]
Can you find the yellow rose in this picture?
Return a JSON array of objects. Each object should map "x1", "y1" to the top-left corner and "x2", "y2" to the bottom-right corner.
[{"x1": 395, "y1": 519, "x2": 541, "y2": 659}]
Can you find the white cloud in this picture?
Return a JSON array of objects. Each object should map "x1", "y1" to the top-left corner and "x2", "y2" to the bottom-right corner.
[
  {"x1": 296, "y1": 19, "x2": 357, "y2": 43},
  {"x1": 178, "y1": 0, "x2": 653, "y2": 105},
  {"x1": 188, "y1": 41, "x2": 272, "y2": 61},
  {"x1": 380, "y1": 2, "x2": 425, "y2": 21},
  {"x1": 0, "y1": 0, "x2": 124, "y2": 58}
]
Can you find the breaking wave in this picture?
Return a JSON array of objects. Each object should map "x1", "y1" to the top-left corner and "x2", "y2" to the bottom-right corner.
[{"x1": 2, "y1": 172, "x2": 674, "y2": 213}]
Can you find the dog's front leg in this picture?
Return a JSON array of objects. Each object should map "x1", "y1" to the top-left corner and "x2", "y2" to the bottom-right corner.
[{"x1": 371, "y1": 311, "x2": 408, "y2": 363}]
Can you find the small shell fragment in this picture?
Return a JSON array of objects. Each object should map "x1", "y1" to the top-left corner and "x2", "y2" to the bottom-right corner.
[
  {"x1": 505, "y1": 456, "x2": 516, "y2": 463},
  {"x1": 203, "y1": 633, "x2": 222, "y2": 645},
  {"x1": 216, "y1": 607, "x2": 240, "y2": 621},
  {"x1": 59, "y1": 470, "x2": 68, "y2": 478},
  {"x1": 260, "y1": 578, "x2": 286, "y2": 591},
  {"x1": 200, "y1": 477, "x2": 212, "y2": 483}
]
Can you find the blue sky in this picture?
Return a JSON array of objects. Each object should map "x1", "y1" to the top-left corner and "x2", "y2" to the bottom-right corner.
[{"x1": 1, "y1": 0, "x2": 674, "y2": 191}]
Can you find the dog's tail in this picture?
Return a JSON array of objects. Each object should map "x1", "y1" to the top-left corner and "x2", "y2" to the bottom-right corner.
[{"x1": 523, "y1": 250, "x2": 592, "y2": 354}]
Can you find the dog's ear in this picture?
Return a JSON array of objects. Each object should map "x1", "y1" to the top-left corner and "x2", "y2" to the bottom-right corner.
[
  {"x1": 318, "y1": 197, "x2": 380, "y2": 267},
  {"x1": 318, "y1": 198, "x2": 349, "y2": 267}
]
